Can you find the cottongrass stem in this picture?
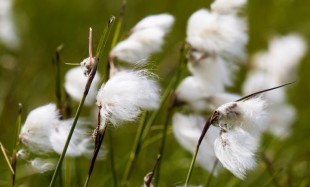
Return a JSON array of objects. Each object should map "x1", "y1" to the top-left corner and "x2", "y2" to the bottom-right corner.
[{"x1": 12, "y1": 103, "x2": 22, "y2": 187}]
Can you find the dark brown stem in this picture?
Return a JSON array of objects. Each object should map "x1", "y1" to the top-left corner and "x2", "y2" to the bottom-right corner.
[{"x1": 144, "y1": 155, "x2": 161, "y2": 187}]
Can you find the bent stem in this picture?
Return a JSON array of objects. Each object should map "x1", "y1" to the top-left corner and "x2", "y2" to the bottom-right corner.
[
  {"x1": 185, "y1": 116, "x2": 213, "y2": 187},
  {"x1": 84, "y1": 109, "x2": 109, "y2": 187}
]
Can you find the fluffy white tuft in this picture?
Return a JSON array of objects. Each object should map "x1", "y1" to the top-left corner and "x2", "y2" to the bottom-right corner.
[
  {"x1": 131, "y1": 13, "x2": 174, "y2": 33},
  {"x1": 253, "y1": 34, "x2": 307, "y2": 83},
  {"x1": 187, "y1": 55, "x2": 233, "y2": 91},
  {"x1": 206, "y1": 92, "x2": 240, "y2": 110},
  {"x1": 214, "y1": 128, "x2": 258, "y2": 179},
  {"x1": 30, "y1": 158, "x2": 56, "y2": 173},
  {"x1": 96, "y1": 70, "x2": 160, "y2": 125},
  {"x1": 80, "y1": 57, "x2": 97, "y2": 76},
  {"x1": 186, "y1": 9, "x2": 248, "y2": 60},
  {"x1": 215, "y1": 97, "x2": 267, "y2": 136},
  {"x1": 172, "y1": 113, "x2": 221, "y2": 174},
  {"x1": 20, "y1": 104, "x2": 94, "y2": 157},
  {"x1": 20, "y1": 104, "x2": 60, "y2": 154},
  {"x1": 211, "y1": 0, "x2": 247, "y2": 14},
  {"x1": 64, "y1": 67, "x2": 101, "y2": 106},
  {"x1": 49, "y1": 119, "x2": 94, "y2": 157}
]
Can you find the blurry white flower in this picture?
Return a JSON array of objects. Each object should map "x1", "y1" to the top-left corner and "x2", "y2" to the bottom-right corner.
[
  {"x1": 131, "y1": 13, "x2": 174, "y2": 33},
  {"x1": 186, "y1": 9, "x2": 248, "y2": 60},
  {"x1": 30, "y1": 158, "x2": 56, "y2": 173},
  {"x1": 253, "y1": 34, "x2": 307, "y2": 83},
  {"x1": 211, "y1": 0, "x2": 247, "y2": 14},
  {"x1": 20, "y1": 104, "x2": 93, "y2": 157},
  {"x1": 0, "y1": 0, "x2": 19, "y2": 49},
  {"x1": 213, "y1": 97, "x2": 267, "y2": 137},
  {"x1": 206, "y1": 92, "x2": 240, "y2": 110},
  {"x1": 172, "y1": 113, "x2": 221, "y2": 174},
  {"x1": 214, "y1": 127, "x2": 258, "y2": 179},
  {"x1": 96, "y1": 70, "x2": 160, "y2": 125},
  {"x1": 80, "y1": 57, "x2": 97, "y2": 76},
  {"x1": 65, "y1": 66, "x2": 101, "y2": 106},
  {"x1": 16, "y1": 148, "x2": 29, "y2": 160},
  {"x1": 267, "y1": 104, "x2": 296, "y2": 138},
  {"x1": 187, "y1": 55, "x2": 233, "y2": 91},
  {"x1": 242, "y1": 70, "x2": 286, "y2": 104},
  {"x1": 110, "y1": 14, "x2": 174, "y2": 65}
]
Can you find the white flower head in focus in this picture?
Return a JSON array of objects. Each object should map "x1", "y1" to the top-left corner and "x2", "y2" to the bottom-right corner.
[
  {"x1": 96, "y1": 70, "x2": 160, "y2": 125},
  {"x1": 214, "y1": 127, "x2": 258, "y2": 179},
  {"x1": 186, "y1": 9, "x2": 248, "y2": 60},
  {"x1": 65, "y1": 66, "x2": 101, "y2": 106},
  {"x1": 173, "y1": 113, "x2": 221, "y2": 174}
]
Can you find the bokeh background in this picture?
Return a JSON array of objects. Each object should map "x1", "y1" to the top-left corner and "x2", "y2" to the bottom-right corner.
[{"x1": 0, "y1": 0, "x2": 310, "y2": 186}]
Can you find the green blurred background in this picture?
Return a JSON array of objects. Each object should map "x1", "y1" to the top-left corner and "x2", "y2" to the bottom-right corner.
[{"x1": 0, "y1": 0, "x2": 310, "y2": 186}]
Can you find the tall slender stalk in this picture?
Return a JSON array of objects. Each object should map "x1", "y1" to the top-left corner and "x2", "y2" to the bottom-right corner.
[
  {"x1": 121, "y1": 112, "x2": 148, "y2": 186},
  {"x1": 52, "y1": 45, "x2": 64, "y2": 114},
  {"x1": 205, "y1": 159, "x2": 218, "y2": 187},
  {"x1": 11, "y1": 103, "x2": 22, "y2": 187},
  {"x1": 144, "y1": 155, "x2": 161, "y2": 187},
  {"x1": 108, "y1": 129, "x2": 118, "y2": 187}
]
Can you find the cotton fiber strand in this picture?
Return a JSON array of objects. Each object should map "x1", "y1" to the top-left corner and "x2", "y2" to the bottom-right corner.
[
  {"x1": 214, "y1": 128, "x2": 258, "y2": 179},
  {"x1": 96, "y1": 70, "x2": 160, "y2": 125}
]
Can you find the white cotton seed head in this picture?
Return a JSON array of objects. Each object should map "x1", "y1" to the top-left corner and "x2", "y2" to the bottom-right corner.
[
  {"x1": 186, "y1": 9, "x2": 248, "y2": 60},
  {"x1": 64, "y1": 67, "x2": 101, "y2": 106},
  {"x1": 96, "y1": 70, "x2": 160, "y2": 125},
  {"x1": 206, "y1": 92, "x2": 240, "y2": 110},
  {"x1": 187, "y1": 55, "x2": 233, "y2": 91},
  {"x1": 131, "y1": 13, "x2": 174, "y2": 33},
  {"x1": 172, "y1": 113, "x2": 221, "y2": 174},
  {"x1": 30, "y1": 158, "x2": 56, "y2": 173},
  {"x1": 214, "y1": 127, "x2": 258, "y2": 179},
  {"x1": 253, "y1": 34, "x2": 307, "y2": 83},
  {"x1": 211, "y1": 0, "x2": 247, "y2": 14},
  {"x1": 110, "y1": 28, "x2": 166, "y2": 64},
  {"x1": 20, "y1": 104, "x2": 60, "y2": 154},
  {"x1": 214, "y1": 97, "x2": 267, "y2": 136},
  {"x1": 242, "y1": 70, "x2": 286, "y2": 103}
]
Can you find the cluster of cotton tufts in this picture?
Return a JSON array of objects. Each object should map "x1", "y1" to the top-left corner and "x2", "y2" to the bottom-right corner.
[
  {"x1": 242, "y1": 33, "x2": 307, "y2": 138},
  {"x1": 65, "y1": 66, "x2": 101, "y2": 106},
  {"x1": 96, "y1": 70, "x2": 160, "y2": 125},
  {"x1": 0, "y1": 0, "x2": 20, "y2": 49},
  {"x1": 172, "y1": 113, "x2": 221, "y2": 174},
  {"x1": 110, "y1": 13, "x2": 174, "y2": 65},
  {"x1": 20, "y1": 104, "x2": 93, "y2": 157}
]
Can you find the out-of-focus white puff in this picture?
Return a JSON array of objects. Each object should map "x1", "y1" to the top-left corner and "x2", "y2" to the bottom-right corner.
[
  {"x1": 253, "y1": 34, "x2": 307, "y2": 83},
  {"x1": 96, "y1": 70, "x2": 160, "y2": 125},
  {"x1": 110, "y1": 14, "x2": 174, "y2": 65},
  {"x1": 242, "y1": 70, "x2": 286, "y2": 104},
  {"x1": 186, "y1": 9, "x2": 248, "y2": 60},
  {"x1": 65, "y1": 67, "x2": 101, "y2": 106},
  {"x1": 172, "y1": 113, "x2": 221, "y2": 174},
  {"x1": 20, "y1": 104, "x2": 94, "y2": 157},
  {"x1": 214, "y1": 127, "x2": 258, "y2": 179},
  {"x1": 0, "y1": 0, "x2": 19, "y2": 49},
  {"x1": 30, "y1": 158, "x2": 56, "y2": 173},
  {"x1": 211, "y1": 0, "x2": 247, "y2": 14},
  {"x1": 131, "y1": 13, "x2": 174, "y2": 33}
]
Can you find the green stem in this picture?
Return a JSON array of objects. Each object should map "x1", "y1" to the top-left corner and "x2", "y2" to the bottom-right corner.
[
  {"x1": 96, "y1": 16, "x2": 116, "y2": 58},
  {"x1": 155, "y1": 96, "x2": 175, "y2": 187},
  {"x1": 205, "y1": 159, "x2": 218, "y2": 187},
  {"x1": 108, "y1": 129, "x2": 118, "y2": 187},
  {"x1": 49, "y1": 61, "x2": 98, "y2": 187},
  {"x1": 110, "y1": 0, "x2": 126, "y2": 49},
  {"x1": 121, "y1": 112, "x2": 148, "y2": 186},
  {"x1": 12, "y1": 103, "x2": 22, "y2": 187}
]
